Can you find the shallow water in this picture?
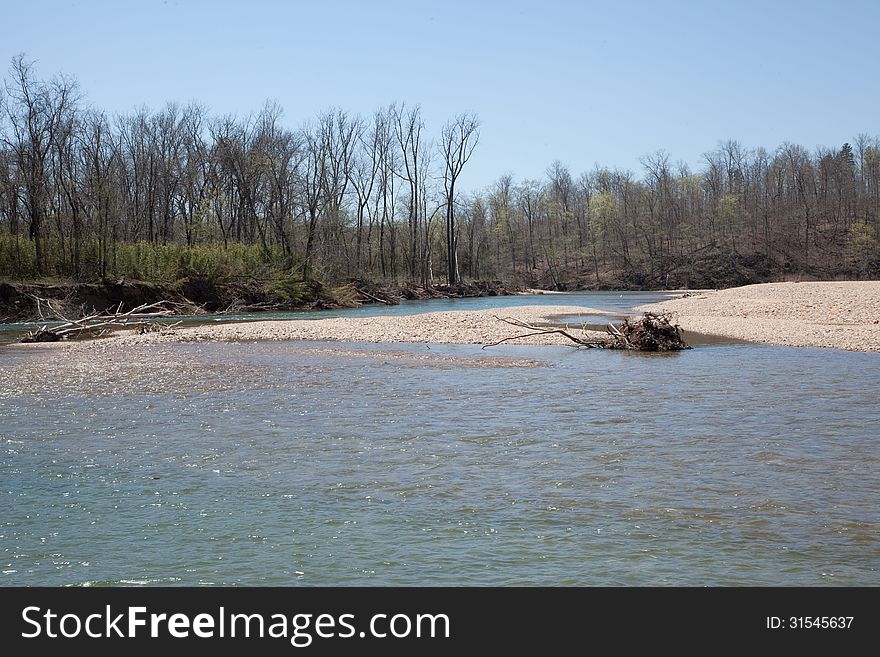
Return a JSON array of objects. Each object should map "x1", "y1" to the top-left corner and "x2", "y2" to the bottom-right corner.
[
  {"x1": 0, "y1": 290, "x2": 666, "y2": 344},
  {"x1": 1, "y1": 294, "x2": 879, "y2": 586}
]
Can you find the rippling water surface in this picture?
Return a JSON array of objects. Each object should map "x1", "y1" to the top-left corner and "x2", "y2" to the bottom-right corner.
[{"x1": 1, "y1": 293, "x2": 878, "y2": 585}]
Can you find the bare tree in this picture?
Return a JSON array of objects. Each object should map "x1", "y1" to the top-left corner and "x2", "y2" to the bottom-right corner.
[
  {"x1": 439, "y1": 113, "x2": 480, "y2": 284},
  {"x1": 1, "y1": 57, "x2": 878, "y2": 291},
  {"x1": 2, "y1": 55, "x2": 78, "y2": 274}
]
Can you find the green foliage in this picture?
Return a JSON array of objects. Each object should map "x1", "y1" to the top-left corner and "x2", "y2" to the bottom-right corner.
[
  {"x1": 492, "y1": 205, "x2": 511, "y2": 235},
  {"x1": 718, "y1": 194, "x2": 742, "y2": 224},
  {"x1": 328, "y1": 283, "x2": 359, "y2": 306},
  {"x1": 848, "y1": 223, "x2": 880, "y2": 275},
  {"x1": 838, "y1": 143, "x2": 856, "y2": 173},
  {"x1": 717, "y1": 194, "x2": 745, "y2": 251},
  {"x1": 677, "y1": 174, "x2": 703, "y2": 197},
  {"x1": 0, "y1": 234, "x2": 289, "y2": 284},
  {"x1": 589, "y1": 191, "x2": 614, "y2": 238},
  {"x1": 266, "y1": 273, "x2": 358, "y2": 307},
  {"x1": 0, "y1": 233, "x2": 38, "y2": 280},
  {"x1": 267, "y1": 272, "x2": 314, "y2": 304}
]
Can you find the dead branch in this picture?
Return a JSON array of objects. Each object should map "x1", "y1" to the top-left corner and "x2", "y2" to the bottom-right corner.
[
  {"x1": 355, "y1": 286, "x2": 394, "y2": 305},
  {"x1": 482, "y1": 316, "x2": 608, "y2": 349},
  {"x1": 218, "y1": 300, "x2": 285, "y2": 314},
  {"x1": 136, "y1": 320, "x2": 182, "y2": 335},
  {"x1": 605, "y1": 322, "x2": 632, "y2": 349},
  {"x1": 483, "y1": 312, "x2": 690, "y2": 351},
  {"x1": 21, "y1": 300, "x2": 180, "y2": 343},
  {"x1": 604, "y1": 312, "x2": 690, "y2": 351}
]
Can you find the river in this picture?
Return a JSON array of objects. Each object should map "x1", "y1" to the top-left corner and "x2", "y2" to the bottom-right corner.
[{"x1": 1, "y1": 292, "x2": 878, "y2": 585}]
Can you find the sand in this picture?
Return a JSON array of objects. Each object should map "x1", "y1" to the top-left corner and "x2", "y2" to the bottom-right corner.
[
  {"x1": 8, "y1": 282, "x2": 879, "y2": 355},
  {"x1": 102, "y1": 304, "x2": 610, "y2": 348},
  {"x1": 0, "y1": 305, "x2": 605, "y2": 390},
  {"x1": 638, "y1": 281, "x2": 880, "y2": 352},
  {"x1": 3, "y1": 304, "x2": 608, "y2": 396}
]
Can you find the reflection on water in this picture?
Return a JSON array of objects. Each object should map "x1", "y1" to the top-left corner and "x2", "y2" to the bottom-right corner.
[{"x1": 1, "y1": 336, "x2": 878, "y2": 586}]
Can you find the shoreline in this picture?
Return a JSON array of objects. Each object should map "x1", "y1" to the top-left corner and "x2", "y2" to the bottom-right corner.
[
  {"x1": 104, "y1": 305, "x2": 612, "y2": 348},
  {"x1": 638, "y1": 281, "x2": 880, "y2": 352},
  {"x1": 0, "y1": 279, "x2": 525, "y2": 324},
  {"x1": 1, "y1": 304, "x2": 614, "y2": 354},
  {"x1": 6, "y1": 281, "x2": 879, "y2": 353},
  {"x1": 0, "y1": 279, "x2": 700, "y2": 326}
]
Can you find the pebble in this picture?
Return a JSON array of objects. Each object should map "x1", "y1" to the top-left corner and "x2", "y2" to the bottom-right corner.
[{"x1": 639, "y1": 282, "x2": 880, "y2": 352}]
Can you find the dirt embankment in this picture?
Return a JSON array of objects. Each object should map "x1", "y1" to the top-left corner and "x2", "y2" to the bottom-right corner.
[
  {"x1": 0, "y1": 278, "x2": 521, "y2": 323},
  {"x1": 0, "y1": 280, "x2": 174, "y2": 322}
]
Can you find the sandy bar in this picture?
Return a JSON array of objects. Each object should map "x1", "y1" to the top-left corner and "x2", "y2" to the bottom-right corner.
[
  {"x1": 638, "y1": 281, "x2": 880, "y2": 352},
  {"x1": 1, "y1": 305, "x2": 612, "y2": 396},
  {"x1": 104, "y1": 304, "x2": 611, "y2": 347},
  {"x1": 518, "y1": 288, "x2": 567, "y2": 295}
]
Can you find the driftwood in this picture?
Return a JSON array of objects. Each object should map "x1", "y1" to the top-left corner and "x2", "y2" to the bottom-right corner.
[
  {"x1": 21, "y1": 297, "x2": 181, "y2": 343},
  {"x1": 218, "y1": 299, "x2": 285, "y2": 314},
  {"x1": 604, "y1": 312, "x2": 690, "y2": 351},
  {"x1": 484, "y1": 312, "x2": 690, "y2": 351},
  {"x1": 355, "y1": 286, "x2": 396, "y2": 305},
  {"x1": 483, "y1": 316, "x2": 608, "y2": 349}
]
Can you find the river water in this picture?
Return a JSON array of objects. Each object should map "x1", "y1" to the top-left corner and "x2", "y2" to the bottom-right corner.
[{"x1": 1, "y1": 292, "x2": 878, "y2": 585}]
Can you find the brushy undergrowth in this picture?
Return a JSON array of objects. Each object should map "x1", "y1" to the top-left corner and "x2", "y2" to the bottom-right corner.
[{"x1": 0, "y1": 235, "x2": 292, "y2": 284}]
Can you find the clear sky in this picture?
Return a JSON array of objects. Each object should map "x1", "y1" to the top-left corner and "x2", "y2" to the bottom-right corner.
[{"x1": 4, "y1": 0, "x2": 878, "y2": 191}]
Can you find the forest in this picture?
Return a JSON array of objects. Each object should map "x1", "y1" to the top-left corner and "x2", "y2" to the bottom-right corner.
[{"x1": 2, "y1": 55, "x2": 879, "y2": 298}]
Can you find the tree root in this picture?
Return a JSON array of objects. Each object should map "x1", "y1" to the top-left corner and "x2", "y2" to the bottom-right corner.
[
  {"x1": 604, "y1": 312, "x2": 690, "y2": 351},
  {"x1": 484, "y1": 312, "x2": 690, "y2": 351}
]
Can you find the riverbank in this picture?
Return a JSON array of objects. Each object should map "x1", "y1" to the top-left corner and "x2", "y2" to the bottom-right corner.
[
  {"x1": 0, "y1": 278, "x2": 522, "y2": 323},
  {"x1": 639, "y1": 281, "x2": 880, "y2": 352},
  {"x1": 3, "y1": 305, "x2": 610, "y2": 353},
  {"x1": 109, "y1": 304, "x2": 608, "y2": 348}
]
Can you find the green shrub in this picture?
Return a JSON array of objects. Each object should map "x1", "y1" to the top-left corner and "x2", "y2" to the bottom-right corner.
[{"x1": 267, "y1": 272, "x2": 313, "y2": 304}]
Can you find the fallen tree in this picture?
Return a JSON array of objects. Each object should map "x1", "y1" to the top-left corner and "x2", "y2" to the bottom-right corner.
[
  {"x1": 482, "y1": 316, "x2": 608, "y2": 348},
  {"x1": 20, "y1": 297, "x2": 182, "y2": 342},
  {"x1": 484, "y1": 312, "x2": 690, "y2": 351},
  {"x1": 604, "y1": 312, "x2": 691, "y2": 351}
]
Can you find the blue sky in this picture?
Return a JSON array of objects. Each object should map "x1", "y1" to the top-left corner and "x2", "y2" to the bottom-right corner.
[{"x1": 5, "y1": 0, "x2": 878, "y2": 190}]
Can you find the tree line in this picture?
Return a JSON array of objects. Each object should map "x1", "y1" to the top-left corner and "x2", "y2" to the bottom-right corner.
[{"x1": 2, "y1": 56, "x2": 878, "y2": 290}]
